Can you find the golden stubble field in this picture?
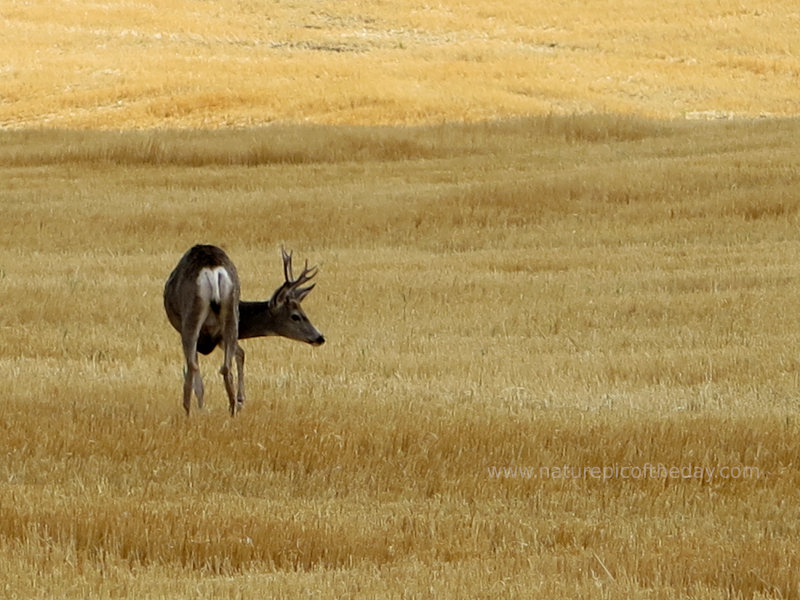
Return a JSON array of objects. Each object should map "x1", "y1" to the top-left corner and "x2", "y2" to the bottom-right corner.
[
  {"x1": 2, "y1": 0, "x2": 800, "y2": 128},
  {"x1": 3, "y1": 0, "x2": 800, "y2": 598},
  {"x1": 2, "y1": 117, "x2": 800, "y2": 598}
]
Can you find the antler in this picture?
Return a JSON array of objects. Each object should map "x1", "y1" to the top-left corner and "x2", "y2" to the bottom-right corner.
[{"x1": 280, "y1": 246, "x2": 317, "y2": 300}]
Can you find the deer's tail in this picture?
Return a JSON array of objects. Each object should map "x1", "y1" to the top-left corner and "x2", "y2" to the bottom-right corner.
[{"x1": 198, "y1": 266, "x2": 233, "y2": 314}]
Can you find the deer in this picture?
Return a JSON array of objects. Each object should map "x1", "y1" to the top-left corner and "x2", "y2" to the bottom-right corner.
[{"x1": 163, "y1": 244, "x2": 324, "y2": 416}]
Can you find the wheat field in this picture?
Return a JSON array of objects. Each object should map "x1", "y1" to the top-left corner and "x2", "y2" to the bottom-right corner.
[
  {"x1": 2, "y1": 0, "x2": 800, "y2": 128},
  {"x1": 3, "y1": 118, "x2": 800, "y2": 598},
  {"x1": 3, "y1": 1, "x2": 800, "y2": 598}
]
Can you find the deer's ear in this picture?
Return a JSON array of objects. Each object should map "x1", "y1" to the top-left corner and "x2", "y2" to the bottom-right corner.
[{"x1": 269, "y1": 283, "x2": 290, "y2": 308}]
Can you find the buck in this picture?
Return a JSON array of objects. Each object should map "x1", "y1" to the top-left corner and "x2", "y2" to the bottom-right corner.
[{"x1": 163, "y1": 244, "x2": 324, "y2": 416}]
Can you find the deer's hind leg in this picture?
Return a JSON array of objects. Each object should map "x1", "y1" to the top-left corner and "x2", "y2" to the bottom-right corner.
[
  {"x1": 181, "y1": 341, "x2": 205, "y2": 415},
  {"x1": 181, "y1": 303, "x2": 210, "y2": 415}
]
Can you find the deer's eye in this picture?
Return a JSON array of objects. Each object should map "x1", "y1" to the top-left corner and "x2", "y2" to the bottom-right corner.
[{"x1": 291, "y1": 314, "x2": 301, "y2": 322}]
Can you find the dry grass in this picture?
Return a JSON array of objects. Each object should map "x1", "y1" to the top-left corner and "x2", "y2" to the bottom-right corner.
[
  {"x1": 4, "y1": 3, "x2": 800, "y2": 597},
  {"x1": 2, "y1": 117, "x2": 800, "y2": 597},
  {"x1": 2, "y1": 0, "x2": 800, "y2": 128}
]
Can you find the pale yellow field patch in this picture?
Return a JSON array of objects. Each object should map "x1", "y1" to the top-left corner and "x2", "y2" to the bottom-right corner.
[{"x1": 2, "y1": 0, "x2": 799, "y2": 128}]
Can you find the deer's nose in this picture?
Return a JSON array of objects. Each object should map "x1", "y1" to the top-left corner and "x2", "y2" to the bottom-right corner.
[{"x1": 312, "y1": 335, "x2": 325, "y2": 346}]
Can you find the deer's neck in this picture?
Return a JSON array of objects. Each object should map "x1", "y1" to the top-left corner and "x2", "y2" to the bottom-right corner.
[{"x1": 237, "y1": 301, "x2": 277, "y2": 339}]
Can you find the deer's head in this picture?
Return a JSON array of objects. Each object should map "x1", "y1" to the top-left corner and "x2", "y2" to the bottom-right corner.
[{"x1": 268, "y1": 247, "x2": 325, "y2": 346}]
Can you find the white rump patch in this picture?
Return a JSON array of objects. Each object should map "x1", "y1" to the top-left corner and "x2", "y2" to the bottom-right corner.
[{"x1": 197, "y1": 267, "x2": 233, "y2": 306}]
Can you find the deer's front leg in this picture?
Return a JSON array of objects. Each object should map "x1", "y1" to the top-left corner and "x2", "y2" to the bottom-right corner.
[
  {"x1": 220, "y1": 343, "x2": 238, "y2": 417},
  {"x1": 235, "y1": 344, "x2": 245, "y2": 412}
]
